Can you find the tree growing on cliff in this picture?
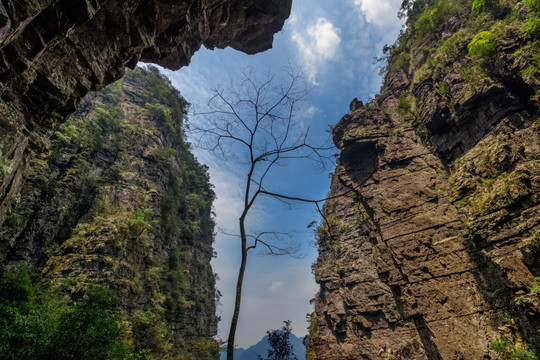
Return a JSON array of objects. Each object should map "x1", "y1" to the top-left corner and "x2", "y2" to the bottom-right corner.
[{"x1": 192, "y1": 66, "x2": 331, "y2": 360}]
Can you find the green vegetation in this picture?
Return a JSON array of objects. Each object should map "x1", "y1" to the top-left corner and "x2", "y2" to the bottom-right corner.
[
  {"x1": 468, "y1": 30, "x2": 497, "y2": 58},
  {"x1": 179, "y1": 339, "x2": 220, "y2": 360},
  {"x1": 258, "y1": 320, "x2": 299, "y2": 360},
  {"x1": 395, "y1": 52, "x2": 411, "y2": 70},
  {"x1": 472, "y1": 0, "x2": 494, "y2": 14},
  {"x1": 130, "y1": 308, "x2": 172, "y2": 356},
  {"x1": 458, "y1": 172, "x2": 524, "y2": 216},
  {"x1": 316, "y1": 213, "x2": 347, "y2": 240},
  {"x1": 0, "y1": 265, "x2": 129, "y2": 360},
  {"x1": 0, "y1": 265, "x2": 215, "y2": 360},
  {"x1": 530, "y1": 277, "x2": 540, "y2": 293},
  {"x1": 397, "y1": 96, "x2": 418, "y2": 122},
  {"x1": 521, "y1": 228, "x2": 540, "y2": 255},
  {"x1": 101, "y1": 80, "x2": 124, "y2": 104},
  {"x1": 1, "y1": 66, "x2": 218, "y2": 359},
  {"x1": 522, "y1": 53, "x2": 540, "y2": 78},
  {"x1": 137, "y1": 66, "x2": 189, "y2": 139},
  {"x1": 525, "y1": 0, "x2": 540, "y2": 14},
  {"x1": 489, "y1": 336, "x2": 538, "y2": 359},
  {"x1": 383, "y1": 0, "x2": 540, "y2": 144},
  {"x1": 445, "y1": 133, "x2": 535, "y2": 220},
  {"x1": 522, "y1": 17, "x2": 540, "y2": 39},
  {"x1": 396, "y1": 0, "x2": 475, "y2": 49},
  {"x1": 304, "y1": 297, "x2": 319, "y2": 360},
  {"x1": 311, "y1": 262, "x2": 334, "y2": 280}
]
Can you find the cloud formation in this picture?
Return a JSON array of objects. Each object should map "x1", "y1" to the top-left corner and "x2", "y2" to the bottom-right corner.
[
  {"x1": 269, "y1": 281, "x2": 284, "y2": 293},
  {"x1": 291, "y1": 17, "x2": 341, "y2": 83},
  {"x1": 353, "y1": 0, "x2": 402, "y2": 27}
]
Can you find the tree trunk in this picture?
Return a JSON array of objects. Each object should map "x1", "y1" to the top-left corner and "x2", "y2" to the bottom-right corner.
[{"x1": 227, "y1": 217, "x2": 248, "y2": 360}]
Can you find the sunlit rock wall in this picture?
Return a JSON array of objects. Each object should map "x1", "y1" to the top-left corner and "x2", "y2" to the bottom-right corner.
[{"x1": 311, "y1": 0, "x2": 540, "y2": 358}]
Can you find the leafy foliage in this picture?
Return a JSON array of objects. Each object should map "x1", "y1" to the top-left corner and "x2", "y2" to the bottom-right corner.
[
  {"x1": 179, "y1": 339, "x2": 221, "y2": 360},
  {"x1": 525, "y1": 0, "x2": 540, "y2": 14},
  {"x1": 523, "y1": 17, "x2": 540, "y2": 39},
  {"x1": 51, "y1": 286, "x2": 129, "y2": 360},
  {"x1": 136, "y1": 66, "x2": 189, "y2": 138},
  {"x1": 468, "y1": 30, "x2": 497, "y2": 58},
  {"x1": 304, "y1": 310, "x2": 318, "y2": 360},
  {"x1": 0, "y1": 265, "x2": 129, "y2": 360},
  {"x1": 531, "y1": 277, "x2": 540, "y2": 293},
  {"x1": 405, "y1": 0, "x2": 473, "y2": 43},
  {"x1": 258, "y1": 321, "x2": 299, "y2": 360},
  {"x1": 472, "y1": 0, "x2": 494, "y2": 14},
  {"x1": 489, "y1": 336, "x2": 538, "y2": 360}
]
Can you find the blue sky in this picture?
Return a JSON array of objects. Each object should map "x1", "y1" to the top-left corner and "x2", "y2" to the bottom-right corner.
[{"x1": 160, "y1": 0, "x2": 403, "y2": 349}]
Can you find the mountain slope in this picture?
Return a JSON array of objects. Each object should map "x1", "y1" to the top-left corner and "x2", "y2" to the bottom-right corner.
[{"x1": 0, "y1": 66, "x2": 219, "y2": 358}]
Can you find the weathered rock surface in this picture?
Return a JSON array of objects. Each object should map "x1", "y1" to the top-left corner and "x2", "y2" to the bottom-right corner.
[
  {"x1": 0, "y1": 0, "x2": 292, "y2": 227},
  {"x1": 311, "y1": 1, "x2": 540, "y2": 358},
  {"x1": 0, "y1": 67, "x2": 218, "y2": 356}
]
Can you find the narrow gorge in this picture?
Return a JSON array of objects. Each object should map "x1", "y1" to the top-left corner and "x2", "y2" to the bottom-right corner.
[{"x1": 0, "y1": 0, "x2": 539, "y2": 359}]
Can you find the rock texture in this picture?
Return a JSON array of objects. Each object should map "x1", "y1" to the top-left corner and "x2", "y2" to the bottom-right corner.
[
  {"x1": 0, "y1": 0, "x2": 292, "y2": 228},
  {"x1": 0, "y1": 67, "x2": 218, "y2": 357},
  {"x1": 311, "y1": 0, "x2": 540, "y2": 358}
]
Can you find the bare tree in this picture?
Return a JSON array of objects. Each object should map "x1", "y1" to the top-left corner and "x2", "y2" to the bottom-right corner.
[{"x1": 192, "y1": 66, "x2": 332, "y2": 360}]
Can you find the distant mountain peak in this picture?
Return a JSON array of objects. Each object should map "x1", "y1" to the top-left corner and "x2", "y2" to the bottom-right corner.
[{"x1": 221, "y1": 332, "x2": 305, "y2": 360}]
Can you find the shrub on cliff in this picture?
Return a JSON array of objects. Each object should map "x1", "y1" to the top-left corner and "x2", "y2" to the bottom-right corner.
[
  {"x1": 472, "y1": 0, "x2": 487, "y2": 14},
  {"x1": 489, "y1": 336, "x2": 538, "y2": 360},
  {"x1": 468, "y1": 30, "x2": 497, "y2": 58},
  {"x1": 525, "y1": 0, "x2": 540, "y2": 14}
]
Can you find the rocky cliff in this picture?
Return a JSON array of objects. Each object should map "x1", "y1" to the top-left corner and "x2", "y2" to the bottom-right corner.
[
  {"x1": 1, "y1": 67, "x2": 218, "y2": 358},
  {"x1": 310, "y1": 0, "x2": 540, "y2": 359},
  {"x1": 0, "y1": 0, "x2": 292, "y2": 228}
]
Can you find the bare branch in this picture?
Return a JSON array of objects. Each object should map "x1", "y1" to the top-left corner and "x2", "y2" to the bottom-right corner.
[
  {"x1": 258, "y1": 189, "x2": 353, "y2": 205},
  {"x1": 245, "y1": 231, "x2": 298, "y2": 255}
]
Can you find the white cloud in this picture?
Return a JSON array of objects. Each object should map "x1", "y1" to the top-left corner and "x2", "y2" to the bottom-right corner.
[
  {"x1": 291, "y1": 17, "x2": 341, "y2": 83},
  {"x1": 233, "y1": 258, "x2": 319, "y2": 347},
  {"x1": 269, "y1": 281, "x2": 284, "y2": 293},
  {"x1": 308, "y1": 19, "x2": 341, "y2": 60},
  {"x1": 163, "y1": 66, "x2": 213, "y2": 111},
  {"x1": 353, "y1": 0, "x2": 402, "y2": 27},
  {"x1": 287, "y1": 12, "x2": 298, "y2": 25},
  {"x1": 305, "y1": 105, "x2": 319, "y2": 117},
  {"x1": 207, "y1": 161, "x2": 245, "y2": 233}
]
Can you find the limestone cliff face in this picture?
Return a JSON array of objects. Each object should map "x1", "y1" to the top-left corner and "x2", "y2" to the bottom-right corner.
[
  {"x1": 1, "y1": 67, "x2": 217, "y2": 357},
  {"x1": 0, "y1": 0, "x2": 292, "y2": 228},
  {"x1": 311, "y1": 1, "x2": 540, "y2": 359}
]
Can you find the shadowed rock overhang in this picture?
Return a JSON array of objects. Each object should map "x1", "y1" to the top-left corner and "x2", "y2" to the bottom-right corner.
[{"x1": 0, "y1": 0, "x2": 292, "y2": 227}]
